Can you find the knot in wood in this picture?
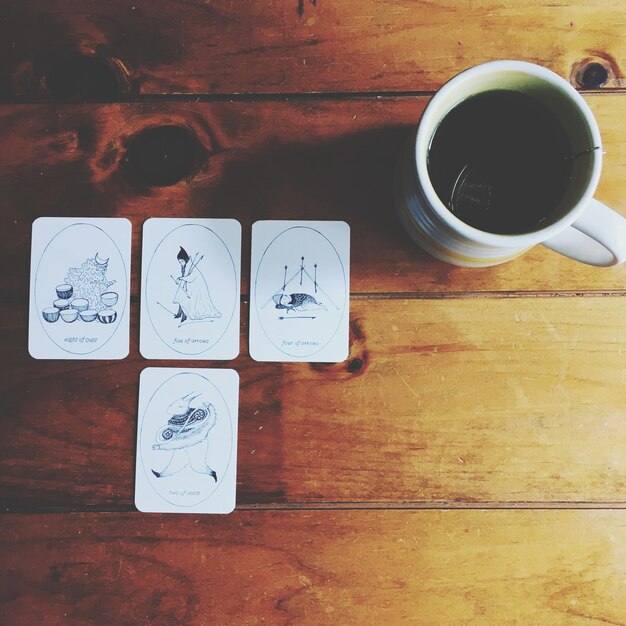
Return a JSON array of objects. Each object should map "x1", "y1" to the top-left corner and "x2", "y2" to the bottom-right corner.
[
  {"x1": 346, "y1": 358, "x2": 363, "y2": 374},
  {"x1": 124, "y1": 125, "x2": 203, "y2": 187},
  {"x1": 576, "y1": 60, "x2": 610, "y2": 89}
]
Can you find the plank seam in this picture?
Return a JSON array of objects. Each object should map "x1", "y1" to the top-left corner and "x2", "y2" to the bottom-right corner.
[
  {"x1": 0, "y1": 88, "x2": 623, "y2": 105},
  {"x1": 6, "y1": 501, "x2": 626, "y2": 514},
  {"x1": 348, "y1": 290, "x2": 626, "y2": 300},
  {"x1": 121, "y1": 291, "x2": 626, "y2": 306}
]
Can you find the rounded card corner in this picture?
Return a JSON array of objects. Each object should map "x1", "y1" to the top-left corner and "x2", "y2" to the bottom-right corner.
[
  {"x1": 27, "y1": 344, "x2": 42, "y2": 360},
  {"x1": 133, "y1": 496, "x2": 149, "y2": 514},
  {"x1": 247, "y1": 346, "x2": 265, "y2": 363},
  {"x1": 138, "y1": 345, "x2": 152, "y2": 361},
  {"x1": 139, "y1": 366, "x2": 157, "y2": 379}
]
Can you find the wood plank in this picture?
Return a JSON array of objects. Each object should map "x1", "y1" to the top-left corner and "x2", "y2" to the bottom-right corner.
[
  {"x1": 1, "y1": 96, "x2": 625, "y2": 295},
  {"x1": 2, "y1": 1, "x2": 625, "y2": 96},
  {"x1": 3, "y1": 297, "x2": 626, "y2": 510},
  {"x1": 3, "y1": 510, "x2": 626, "y2": 624}
]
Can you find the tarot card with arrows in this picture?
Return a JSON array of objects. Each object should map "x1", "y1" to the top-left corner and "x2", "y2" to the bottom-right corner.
[
  {"x1": 135, "y1": 367, "x2": 239, "y2": 514},
  {"x1": 249, "y1": 221, "x2": 350, "y2": 362},
  {"x1": 140, "y1": 218, "x2": 241, "y2": 360}
]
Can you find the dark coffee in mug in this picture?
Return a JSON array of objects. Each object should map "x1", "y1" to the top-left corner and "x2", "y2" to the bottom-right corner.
[{"x1": 427, "y1": 90, "x2": 573, "y2": 235}]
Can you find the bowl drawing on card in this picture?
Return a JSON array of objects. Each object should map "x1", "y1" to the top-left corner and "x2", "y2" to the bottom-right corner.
[
  {"x1": 145, "y1": 223, "x2": 238, "y2": 355},
  {"x1": 71, "y1": 298, "x2": 89, "y2": 311},
  {"x1": 53, "y1": 298, "x2": 70, "y2": 310},
  {"x1": 254, "y1": 226, "x2": 347, "y2": 358},
  {"x1": 98, "y1": 309, "x2": 117, "y2": 324},
  {"x1": 60, "y1": 308, "x2": 79, "y2": 323},
  {"x1": 34, "y1": 222, "x2": 128, "y2": 355},
  {"x1": 138, "y1": 371, "x2": 233, "y2": 508},
  {"x1": 42, "y1": 307, "x2": 60, "y2": 323},
  {"x1": 80, "y1": 309, "x2": 98, "y2": 322},
  {"x1": 100, "y1": 291, "x2": 118, "y2": 307},
  {"x1": 55, "y1": 284, "x2": 73, "y2": 299}
]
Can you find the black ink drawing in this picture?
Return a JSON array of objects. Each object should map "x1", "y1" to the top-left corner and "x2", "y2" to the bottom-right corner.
[
  {"x1": 41, "y1": 253, "x2": 119, "y2": 324},
  {"x1": 261, "y1": 256, "x2": 337, "y2": 319},
  {"x1": 157, "y1": 246, "x2": 221, "y2": 327},
  {"x1": 151, "y1": 392, "x2": 218, "y2": 481}
]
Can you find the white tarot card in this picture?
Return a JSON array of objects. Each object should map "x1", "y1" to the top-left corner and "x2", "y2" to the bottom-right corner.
[
  {"x1": 28, "y1": 217, "x2": 132, "y2": 360},
  {"x1": 249, "y1": 220, "x2": 350, "y2": 362},
  {"x1": 140, "y1": 218, "x2": 241, "y2": 360},
  {"x1": 135, "y1": 367, "x2": 239, "y2": 514}
]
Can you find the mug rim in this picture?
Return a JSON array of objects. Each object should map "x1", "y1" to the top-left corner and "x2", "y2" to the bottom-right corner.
[{"x1": 414, "y1": 60, "x2": 603, "y2": 247}]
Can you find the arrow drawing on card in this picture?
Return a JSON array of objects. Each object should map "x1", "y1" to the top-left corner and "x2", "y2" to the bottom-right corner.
[
  {"x1": 260, "y1": 256, "x2": 339, "y2": 320},
  {"x1": 279, "y1": 316, "x2": 316, "y2": 320}
]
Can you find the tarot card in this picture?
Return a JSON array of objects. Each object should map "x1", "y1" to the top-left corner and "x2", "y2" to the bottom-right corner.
[
  {"x1": 28, "y1": 217, "x2": 131, "y2": 360},
  {"x1": 140, "y1": 218, "x2": 241, "y2": 360},
  {"x1": 135, "y1": 367, "x2": 239, "y2": 514},
  {"x1": 249, "y1": 220, "x2": 350, "y2": 362}
]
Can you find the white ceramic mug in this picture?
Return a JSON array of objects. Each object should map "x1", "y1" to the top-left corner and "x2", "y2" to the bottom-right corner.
[{"x1": 396, "y1": 60, "x2": 626, "y2": 267}]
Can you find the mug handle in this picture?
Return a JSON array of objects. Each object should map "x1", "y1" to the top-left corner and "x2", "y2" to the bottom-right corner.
[{"x1": 542, "y1": 198, "x2": 626, "y2": 266}]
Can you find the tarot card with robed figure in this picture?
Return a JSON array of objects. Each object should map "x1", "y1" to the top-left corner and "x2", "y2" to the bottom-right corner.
[{"x1": 140, "y1": 218, "x2": 241, "y2": 360}]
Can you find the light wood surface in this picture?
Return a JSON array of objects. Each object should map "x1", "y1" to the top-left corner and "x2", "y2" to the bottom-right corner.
[
  {"x1": 3, "y1": 510, "x2": 626, "y2": 625},
  {"x1": 2, "y1": 0, "x2": 625, "y2": 95},
  {"x1": 3, "y1": 297, "x2": 626, "y2": 510}
]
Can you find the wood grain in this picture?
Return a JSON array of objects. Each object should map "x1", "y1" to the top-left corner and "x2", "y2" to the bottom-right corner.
[
  {"x1": 1, "y1": 96, "x2": 625, "y2": 296},
  {"x1": 2, "y1": 1, "x2": 625, "y2": 96},
  {"x1": 3, "y1": 510, "x2": 626, "y2": 625},
  {"x1": 3, "y1": 2, "x2": 626, "y2": 622},
  {"x1": 2, "y1": 297, "x2": 625, "y2": 510}
]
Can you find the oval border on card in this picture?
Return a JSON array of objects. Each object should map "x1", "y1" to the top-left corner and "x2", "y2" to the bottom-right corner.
[
  {"x1": 145, "y1": 223, "x2": 237, "y2": 356},
  {"x1": 34, "y1": 222, "x2": 128, "y2": 356},
  {"x1": 253, "y1": 225, "x2": 347, "y2": 358},
  {"x1": 139, "y1": 371, "x2": 234, "y2": 509}
]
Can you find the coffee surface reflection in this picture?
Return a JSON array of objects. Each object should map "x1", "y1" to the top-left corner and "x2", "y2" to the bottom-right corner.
[{"x1": 427, "y1": 90, "x2": 573, "y2": 235}]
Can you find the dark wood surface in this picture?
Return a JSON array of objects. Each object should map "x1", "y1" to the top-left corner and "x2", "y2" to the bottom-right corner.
[
  {"x1": 2, "y1": 2, "x2": 626, "y2": 624},
  {"x1": 2, "y1": 0, "x2": 625, "y2": 96},
  {"x1": 1, "y1": 98, "x2": 625, "y2": 297}
]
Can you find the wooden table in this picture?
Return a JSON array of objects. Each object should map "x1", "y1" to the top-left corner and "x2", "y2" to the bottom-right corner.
[{"x1": 2, "y1": 2, "x2": 626, "y2": 623}]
